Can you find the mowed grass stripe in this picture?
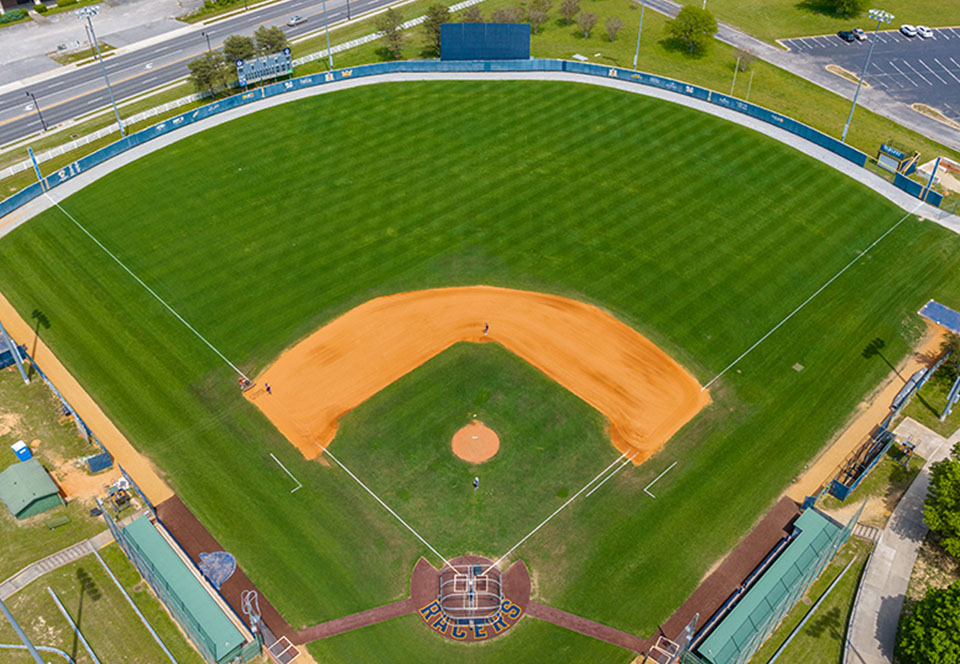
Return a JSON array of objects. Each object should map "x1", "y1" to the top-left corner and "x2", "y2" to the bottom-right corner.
[{"x1": 1, "y1": 81, "x2": 958, "y2": 663}]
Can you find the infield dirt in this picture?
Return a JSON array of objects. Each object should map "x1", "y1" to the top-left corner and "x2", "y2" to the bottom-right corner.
[{"x1": 246, "y1": 286, "x2": 709, "y2": 464}]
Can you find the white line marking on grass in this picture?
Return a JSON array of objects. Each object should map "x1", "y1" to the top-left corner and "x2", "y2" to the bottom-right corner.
[
  {"x1": 270, "y1": 453, "x2": 302, "y2": 493},
  {"x1": 643, "y1": 461, "x2": 678, "y2": 498},
  {"x1": 483, "y1": 451, "x2": 629, "y2": 574},
  {"x1": 45, "y1": 195, "x2": 251, "y2": 381},
  {"x1": 703, "y1": 206, "x2": 919, "y2": 390},
  {"x1": 585, "y1": 452, "x2": 638, "y2": 498},
  {"x1": 321, "y1": 446, "x2": 454, "y2": 569}
]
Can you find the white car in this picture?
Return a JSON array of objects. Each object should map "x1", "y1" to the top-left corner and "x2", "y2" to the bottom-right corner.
[
  {"x1": 852, "y1": 27, "x2": 867, "y2": 41},
  {"x1": 917, "y1": 25, "x2": 934, "y2": 39},
  {"x1": 900, "y1": 24, "x2": 917, "y2": 38},
  {"x1": 287, "y1": 15, "x2": 307, "y2": 26}
]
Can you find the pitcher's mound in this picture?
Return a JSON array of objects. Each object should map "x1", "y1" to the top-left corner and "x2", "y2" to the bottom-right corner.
[{"x1": 452, "y1": 420, "x2": 499, "y2": 464}]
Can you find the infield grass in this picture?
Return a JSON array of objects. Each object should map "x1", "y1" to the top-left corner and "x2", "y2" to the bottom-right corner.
[{"x1": 1, "y1": 81, "x2": 960, "y2": 662}]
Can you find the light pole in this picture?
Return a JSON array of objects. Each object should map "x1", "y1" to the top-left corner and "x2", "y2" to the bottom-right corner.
[
  {"x1": 76, "y1": 6, "x2": 124, "y2": 137},
  {"x1": 841, "y1": 8, "x2": 893, "y2": 143},
  {"x1": 346, "y1": 0, "x2": 351, "y2": 21},
  {"x1": 633, "y1": 0, "x2": 645, "y2": 70},
  {"x1": 322, "y1": 0, "x2": 333, "y2": 70},
  {"x1": 201, "y1": 30, "x2": 212, "y2": 52},
  {"x1": 25, "y1": 91, "x2": 47, "y2": 131}
]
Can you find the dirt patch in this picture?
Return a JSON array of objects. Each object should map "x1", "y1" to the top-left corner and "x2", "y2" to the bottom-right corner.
[
  {"x1": 247, "y1": 286, "x2": 709, "y2": 465},
  {"x1": 0, "y1": 411, "x2": 24, "y2": 437},
  {"x1": 53, "y1": 459, "x2": 120, "y2": 500},
  {"x1": 906, "y1": 531, "x2": 960, "y2": 603},
  {"x1": 452, "y1": 420, "x2": 499, "y2": 464}
]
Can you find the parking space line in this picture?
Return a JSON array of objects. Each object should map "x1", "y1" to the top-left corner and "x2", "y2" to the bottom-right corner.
[
  {"x1": 918, "y1": 59, "x2": 949, "y2": 84},
  {"x1": 933, "y1": 59, "x2": 959, "y2": 84},
  {"x1": 902, "y1": 60, "x2": 934, "y2": 85},
  {"x1": 889, "y1": 61, "x2": 918, "y2": 86},
  {"x1": 950, "y1": 57, "x2": 960, "y2": 70}
]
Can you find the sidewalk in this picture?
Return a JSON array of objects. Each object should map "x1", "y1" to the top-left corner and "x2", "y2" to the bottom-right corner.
[
  {"x1": 638, "y1": 0, "x2": 960, "y2": 152},
  {"x1": 843, "y1": 418, "x2": 958, "y2": 664}
]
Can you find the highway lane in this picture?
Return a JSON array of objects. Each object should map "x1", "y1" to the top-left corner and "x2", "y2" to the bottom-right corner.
[{"x1": 1, "y1": 0, "x2": 388, "y2": 145}]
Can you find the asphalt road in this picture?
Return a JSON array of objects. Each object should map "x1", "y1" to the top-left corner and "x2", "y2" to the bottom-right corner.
[
  {"x1": 0, "y1": 0, "x2": 390, "y2": 145},
  {"x1": 782, "y1": 28, "x2": 960, "y2": 122}
]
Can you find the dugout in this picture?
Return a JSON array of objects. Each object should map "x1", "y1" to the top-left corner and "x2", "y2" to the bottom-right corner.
[
  {"x1": 118, "y1": 515, "x2": 259, "y2": 663},
  {"x1": 0, "y1": 458, "x2": 64, "y2": 519},
  {"x1": 691, "y1": 508, "x2": 854, "y2": 664}
]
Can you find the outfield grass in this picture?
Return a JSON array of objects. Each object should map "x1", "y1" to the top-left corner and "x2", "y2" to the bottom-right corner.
[
  {"x1": 1, "y1": 81, "x2": 960, "y2": 662},
  {"x1": 0, "y1": 544, "x2": 204, "y2": 664}
]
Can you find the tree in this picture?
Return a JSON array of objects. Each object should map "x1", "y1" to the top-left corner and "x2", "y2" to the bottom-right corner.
[
  {"x1": 924, "y1": 442, "x2": 960, "y2": 557},
  {"x1": 223, "y1": 35, "x2": 256, "y2": 63},
  {"x1": 830, "y1": 0, "x2": 868, "y2": 17},
  {"x1": 188, "y1": 52, "x2": 229, "y2": 98},
  {"x1": 577, "y1": 11, "x2": 597, "y2": 38},
  {"x1": 531, "y1": 0, "x2": 552, "y2": 12},
  {"x1": 605, "y1": 16, "x2": 622, "y2": 41},
  {"x1": 940, "y1": 333, "x2": 960, "y2": 382},
  {"x1": 376, "y1": 8, "x2": 405, "y2": 60},
  {"x1": 896, "y1": 581, "x2": 960, "y2": 664},
  {"x1": 667, "y1": 6, "x2": 717, "y2": 55},
  {"x1": 734, "y1": 47, "x2": 757, "y2": 71},
  {"x1": 254, "y1": 25, "x2": 288, "y2": 54},
  {"x1": 423, "y1": 4, "x2": 451, "y2": 56},
  {"x1": 529, "y1": 9, "x2": 549, "y2": 33},
  {"x1": 460, "y1": 4, "x2": 483, "y2": 22},
  {"x1": 490, "y1": 6, "x2": 523, "y2": 22},
  {"x1": 558, "y1": 0, "x2": 579, "y2": 26}
]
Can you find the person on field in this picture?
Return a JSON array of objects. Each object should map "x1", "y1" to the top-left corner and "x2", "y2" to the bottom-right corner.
[
  {"x1": 265, "y1": 382, "x2": 272, "y2": 395},
  {"x1": 483, "y1": 323, "x2": 489, "y2": 336},
  {"x1": 473, "y1": 477, "x2": 480, "y2": 491}
]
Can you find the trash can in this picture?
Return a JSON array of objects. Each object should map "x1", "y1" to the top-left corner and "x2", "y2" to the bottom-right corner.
[{"x1": 11, "y1": 441, "x2": 32, "y2": 462}]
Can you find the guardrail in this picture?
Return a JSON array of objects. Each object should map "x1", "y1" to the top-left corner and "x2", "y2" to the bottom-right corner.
[{"x1": 0, "y1": 58, "x2": 890, "y2": 221}]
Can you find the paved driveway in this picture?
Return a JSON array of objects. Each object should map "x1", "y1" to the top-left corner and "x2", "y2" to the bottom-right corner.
[{"x1": 782, "y1": 28, "x2": 960, "y2": 122}]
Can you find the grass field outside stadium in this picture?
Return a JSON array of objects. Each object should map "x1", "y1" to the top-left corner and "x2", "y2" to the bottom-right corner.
[{"x1": 1, "y1": 79, "x2": 959, "y2": 662}]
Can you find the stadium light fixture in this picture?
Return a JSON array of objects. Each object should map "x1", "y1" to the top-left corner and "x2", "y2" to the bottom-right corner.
[
  {"x1": 633, "y1": 0, "x2": 645, "y2": 70},
  {"x1": 841, "y1": 8, "x2": 894, "y2": 143},
  {"x1": 76, "y1": 5, "x2": 125, "y2": 137}
]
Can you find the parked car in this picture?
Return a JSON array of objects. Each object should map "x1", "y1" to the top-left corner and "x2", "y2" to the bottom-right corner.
[
  {"x1": 900, "y1": 24, "x2": 918, "y2": 37},
  {"x1": 837, "y1": 30, "x2": 856, "y2": 42},
  {"x1": 917, "y1": 25, "x2": 934, "y2": 39},
  {"x1": 852, "y1": 27, "x2": 867, "y2": 41},
  {"x1": 287, "y1": 15, "x2": 307, "y2": 26}
]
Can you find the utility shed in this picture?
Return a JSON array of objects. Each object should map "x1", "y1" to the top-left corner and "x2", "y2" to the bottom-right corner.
[{"x1": 0, "y1": 458, "x2": 64, "y2": 519}]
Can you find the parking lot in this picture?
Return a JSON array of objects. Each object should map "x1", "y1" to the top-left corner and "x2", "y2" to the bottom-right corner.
[{"x1": 782, "y1": 28, "x2": 960, "y2": 123}]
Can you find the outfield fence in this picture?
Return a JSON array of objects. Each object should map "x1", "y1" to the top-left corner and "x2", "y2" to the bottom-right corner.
[{"x1": 0, "y1": 58, "x2": 891, "y2": 221}]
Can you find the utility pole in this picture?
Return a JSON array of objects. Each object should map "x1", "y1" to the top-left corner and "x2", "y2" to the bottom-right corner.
[
  {"x1": 76, "y1": 6, "x2": 124, "y2": 137},
  {"x1": 25, "y1": 91, "x2": 47, "y2": 131},
  {"x1": 841, "y1": 8, "x2": 893, "y2": 143},
  {"x1": 1, "y1": 597, "x2": 44, "y2": 663},
  {"x1": 202, "y1": 30, "x2": 212, "y2": 52},
  {"x1": 633, "y1": 0, "x2": 645, "y2": 70},
  {"x1": 322, "y1": 0, "x2": 333, "y2": 70}
]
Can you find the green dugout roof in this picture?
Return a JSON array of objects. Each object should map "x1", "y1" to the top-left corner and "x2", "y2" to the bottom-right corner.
[
  {"x1": 123, "y1": 516, "x2": 246, "y2": 662},
  {"x1": 0, "y1": 458, "x2": 62, "y2": 519},
  {"x1": 697, "y1": 509, "x2": 842, "y2": 664}
]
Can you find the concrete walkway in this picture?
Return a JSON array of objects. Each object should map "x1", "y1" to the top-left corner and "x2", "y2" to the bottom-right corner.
[
  {"x1": 3, "y1": 70, "x2": 958, "y2": 240},
  {"x1": 843, "y1": 418, "x2": 958, "y2": 664},
  {"x1": 639, "y1": 0, "x2": 960, "y2": 153},
  {"x1": 0, "y1": 510, "x2": 145, "y2": 600}
]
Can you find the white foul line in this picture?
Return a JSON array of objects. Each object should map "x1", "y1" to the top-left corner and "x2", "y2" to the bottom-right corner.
[
  {"x1": 270, "y1": 453, "x2": 302, "y2": 493},
  {"x1": 483, "y1": 451, "x2": 629, "y2": 574},
  {"x1": 585, "y1": 452, "x2": 638, "y2": 498},
  {"x1": 703, "y1": 206, "x2": 918, "y2": 390},
  {"x1": 45, "y1": 195, "x2": 251, "y2": 381},
  {"x1": 321, "y1": 446, "x2": 454, "y2": 569},
  {"x1": 643, "y1": 461, "x2": 678, "y2": 498}
]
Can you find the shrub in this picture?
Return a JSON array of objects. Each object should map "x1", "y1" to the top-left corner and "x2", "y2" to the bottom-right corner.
[
  {"x1": 56, "y1": 0, "x2": 78, "y2": 7},
  {"x1": 35, "y1": 4, "x2": 49, "y2": 13},
  {"x1": 0, "y1": 8, "x2": 28, "y2": 22}
]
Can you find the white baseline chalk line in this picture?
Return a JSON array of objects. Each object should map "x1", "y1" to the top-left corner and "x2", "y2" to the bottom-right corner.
[
  {"x1": 322, "y1": 446, "x2": 454, "y2": 569},
  {"x1": 270, "y1": 453, "x2": 302, "y2": 493},
  {"x1": 585, "y1": 452, "x2": 638, "y2": 498},
  {"x1": 484, "y1": 451, "x2": 629, "y2": 574},
  {"x1": 45, "y1": 194, "x2": 250, "y2": 381},
  {"x1": 643, "y1": 461, "x2": 678, "y2": 498},
  {"x1": 703, "y1": 204, "x2": 920, "y2": 390}
]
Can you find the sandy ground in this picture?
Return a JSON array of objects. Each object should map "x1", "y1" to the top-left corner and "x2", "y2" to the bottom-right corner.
[
  {"x1": 54, "y1": 460, "x2": 121, "y2": 501},
  {"x1": 247, "y1": 286, "x2": 709, "y2": 465},
  {"x1": 0, "y1": 292, "x2": 173, "y2": 505},
  {"x1": 451, "y1": 420, "x2": 499, "y2": 464},
  {"x1": 785, "y1": 328, "x2": 944, "y2": 502}
]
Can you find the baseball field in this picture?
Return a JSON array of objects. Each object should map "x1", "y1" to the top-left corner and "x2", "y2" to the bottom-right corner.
[{"x1": 1, "y1": 79, "x2": 959, "y2": 662}]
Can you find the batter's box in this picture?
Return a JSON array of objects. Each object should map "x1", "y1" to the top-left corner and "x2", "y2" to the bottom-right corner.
[
  {"x1": 268, "y1": 636, "x2": 301, "y2": 664},
  {"x1": 453, "y1": 574, "x2": 468, "y2": 593}
]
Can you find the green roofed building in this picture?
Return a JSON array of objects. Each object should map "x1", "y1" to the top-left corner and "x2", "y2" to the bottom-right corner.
[
  {"x1": 0, "y1": 458, "x2": 64, "y2": 519},
  {"x1": 121, "y1": 516, "x2": 256, "y2": 663}
]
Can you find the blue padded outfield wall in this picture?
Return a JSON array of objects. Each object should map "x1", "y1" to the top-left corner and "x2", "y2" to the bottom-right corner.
[
  {"x1": 441, "y1": 23, "x2": 531, "y2": 60},
  {"x1": 6, "y1": 58, "x2": 929, "y2": 223}
]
